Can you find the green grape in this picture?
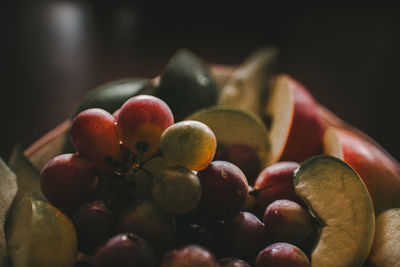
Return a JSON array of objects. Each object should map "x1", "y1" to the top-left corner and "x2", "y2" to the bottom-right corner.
[
  {"x1": 159, "y1": 120, "x2": 216, "y2": 171},
  {"x1": 152, "y1": 167, "x2": 201, "y2": 214}
]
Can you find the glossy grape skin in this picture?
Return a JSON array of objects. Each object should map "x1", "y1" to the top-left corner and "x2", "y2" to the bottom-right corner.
[
  {"x1": 159, "y1": 120, "x2": 217, "y2": 171},
  {"x1": 255, "y1": 243, "x2": 310, "y2": 267},
  {"x1": 71, "y1": 108, "x2": 121, "y2": 164},
  {"x1": 152, "y1": 167, "x2": 202, "y2": 214},
  {"x1": 117, "y1": 95, "x2": 174, "y2": 155},
  {"x1": 263, "y1": 199, "x2": 313, "y2": 250},
  {"x1": 218, "y1": 258, "x2": 251, "y2": 267},
  {"x1": 161, "y1": 245, "x2": 218, "y2": 267},
  {"x1": 219, "y1": 143, "x2": 261, "y2": 185},
  {"x1": 118, "y1": 200, "x2": 176, "y2": 252},
  {"x1": 40, "y1": 153, "x2": 98, "y2": 209},
  {"x1": 197, "y1": 161, "x2": 248, "y2": 219},
  {"x1": 93, "y1": 233, "x2": 157, "y2": 267},
  {"x1": 217, "y1": 212, "x2": 268, "y2": 260},
  {"x1": 71, "y1": 200, "x2": 115, "y2": 255},
  {"x1": 254, "y1": 161, "x2": 301, "y2": 210}
]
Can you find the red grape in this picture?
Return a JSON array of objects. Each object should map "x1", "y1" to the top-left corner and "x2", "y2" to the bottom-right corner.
[
  {"x1": 117, "y1": 95, "x2": 174, "y2": 155},
  {"x1": 40, "y1": 154, "x2": 98, "y2": 209},
  {"x1": 71, "y1": 108, "x2": 121, "y2": 163},
  {"x1": 255, "y1": 243, "x2": 310, "y2": 267}
]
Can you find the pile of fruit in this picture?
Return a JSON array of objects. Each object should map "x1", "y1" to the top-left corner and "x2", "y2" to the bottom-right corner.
[{"x1": 1, "y1": 48, "x2": 400, "y2": 267}]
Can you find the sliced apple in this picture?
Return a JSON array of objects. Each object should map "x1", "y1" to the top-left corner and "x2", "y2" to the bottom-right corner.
[
  {"x1": 25, "y1": 120, "x2": 70, "y2": 170},
  {"x1": 0, "y1": 158, "x2": 18, "y2": 267},
  {"x1": 265, "y1": 74, "x2": 325, "y2": 164},
  {"x1": 186, "y1": 105, "x2": 270, "y2": 167},
  {"x1": 294, "y1": 155, "x2": 375, "y2": 267},
  {"x1": 368, "y1": 208, "x2": 400, "y2": 267},
  {"x1": 9, "y1": 144, "x2": 46, "y2": 211},
  {"x1": 324, "y1": 126, "x2": 400, "y2": 215},
  {"x1": 6, "y1": 198, "x2": 77, "y2": 267},
  {"x1": 218, "y1": 47, "x2": 278, "y2": 117}
]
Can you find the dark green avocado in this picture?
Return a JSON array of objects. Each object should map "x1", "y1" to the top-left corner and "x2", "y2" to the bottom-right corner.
[{"x1": 154, "y1": 49, "x2": 219, "y2": 121}]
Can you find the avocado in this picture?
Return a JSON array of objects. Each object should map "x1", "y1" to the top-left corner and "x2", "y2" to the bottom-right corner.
[{"x1": 155, "y1": 49, "x2": 219, "y2": 121}]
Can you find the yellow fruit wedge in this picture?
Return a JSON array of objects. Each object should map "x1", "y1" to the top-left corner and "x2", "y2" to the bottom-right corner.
[
  {"x1": 218, "y1": 47, "x2": 278, "y2": 117},
  {"x1": 6, "y1": 198, "x2": 77, "y2": 267},
  {"x1": 368, "y1": 208, "x2": 400, "y2": 267},
  {"x1": 294, "y1": 155, "x2": 375, "y2": 267},
  {"x1": 9, "y1": 144, "x2": 46, "y2": 211},
  {"x1": 186, "y1": 105, "x2": 271, "y2": 167},
  {"x1": 0, "y1": 158, "x2": 18, "y2": 267}
]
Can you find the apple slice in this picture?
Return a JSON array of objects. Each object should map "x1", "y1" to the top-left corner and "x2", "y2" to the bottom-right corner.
[
  {"x1": 186, "y1": 105, "x2": 271, "y2": 167},
  {"x1": 324, "y1": 126, "x2": 400, "y2": 215},
  {"x1": 265, "y1": 74, "x2": 325, "y2": 164},
  {"x1": 9, "y1": 144, "x2": 46, "y2": 210},
  {"x1": 6, "y1": 198, "x2": 77, "y2": 267},
  {"x1": 0, "y1": 158, "x2": 18, "y2": 267},
  {"x1": 368, "y1": 208, "x2": 400, "y2": 267},
  {"x1": 294, "y1": 155, "x2": 375, "y2": 267},
  {"x1": 25, "y1": 120, "x2": 70, "y2": 170},
  {"x1": 218, "y1": 47, "x2": 278, "y2": 117}
]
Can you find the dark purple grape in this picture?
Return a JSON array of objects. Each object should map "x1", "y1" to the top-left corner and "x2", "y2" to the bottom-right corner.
[
  {"x1": 219, "y1": 143, "x2": 261, "y2": 185},
  {"x1": 161, "y1": 245, "x2": 218, "y2": 267},
  {"x1": 93, "y1": 233, "x2": 156, "y2": 267},
  {"x1": 255, "y1": 243, "x2": 310, "y2": 267},
  {"x1": 197, "y1": 161, "x2": 248, "y2": 219},
  {"x1": 263, "y1": 199, "x2": 313, "y2": 250},
  {"x1": 218, "y1": 257, "x2": 251, "y2": 267},
  {"x1": 72, "y1": 200, "x2": 115, "y2": 254},
  {"x1": 217, "y1": 212, "x2": 268, "y2": 260},
  {"x1": 118, "y1": 200, "x2": 176, "y2": 252}
]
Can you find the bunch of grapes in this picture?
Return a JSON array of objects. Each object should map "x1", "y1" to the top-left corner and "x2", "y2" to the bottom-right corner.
[{"x1": 40, "y1": 95, "x2": 314, "y2": 267}]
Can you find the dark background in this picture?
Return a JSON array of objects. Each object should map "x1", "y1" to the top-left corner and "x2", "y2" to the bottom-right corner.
[{"x1": 2, "y1": 2, "x2": 400, "y2": 162}]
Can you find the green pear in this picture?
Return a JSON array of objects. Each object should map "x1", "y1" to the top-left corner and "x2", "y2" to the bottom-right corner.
[
  {"x1": 6, "y1": 198, "x2": 77, "y2": 267},
  {"x1": 0, "y1": 158, "x2": 18, "y2": 267}
]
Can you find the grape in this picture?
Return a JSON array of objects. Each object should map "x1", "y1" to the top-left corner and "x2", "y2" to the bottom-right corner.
[
  {"x1": 71, "y1": 200, "x2": 115, "y2": 254},
  {"x1": 127, "y1": 156, "x2": 168, "y2": 200},
  {"x1": 263, "y1": 199, "x2": 313, "y2": 250},
  {"x1": 218, "y1": 258, "x2": 251, "y2": 267},
  {"x1": 93, "y1": 233, "x2": 157, "y2": 267},
  {"x1": 197, "y1": 161, "x2": 248, "y2": 219},
  {"x1": 255, "y1": 243, "x2": 310, "y2": 267},
  {"x1": 159, "y1": 120, "x2": 216, "y2": 171},
  {"x1": 118, "y1": 200, "x2": 176, "y2": 252},
  {"x1": 71, "y1": 108, "x2": 121, "y2": 164},
  {"x1": 152, "y1": 167, "x2": 202, "y2": 214},
  {"x1": 161, "y1": 245, "x2": 218, "y2": 267},
  {"x1": 217, "y1": 212, "x2": 268, "y2": 260},
  {"x1": 254, "y1": 161, "x2": 301, "y2": 210},
  {"x1": 219, "y1": 143, "x2": 261, "y2": 185},
  {"x1": 116, "y1": 95, "x2": 174, "y2": 155},
  {"x1": 40, "y1": 153, "x2": 98, "y2": 209}
]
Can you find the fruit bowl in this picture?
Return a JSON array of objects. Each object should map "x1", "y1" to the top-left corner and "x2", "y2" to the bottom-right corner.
[{"x1": 2, "y1": 48, "x2": 400, "y2": 267}]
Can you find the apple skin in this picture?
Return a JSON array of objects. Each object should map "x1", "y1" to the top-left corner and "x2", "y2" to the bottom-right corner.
[
  {"x1": 279, "y1": 75, "x2": 326, "y2": 162},
  {"x1": 324, "y1": 126, "x2": 400, "y2": 215},
  {"x1": 116, "y1": 95, "x2": 174, "y2": 155},
  {"x1": 254, "y1": 161, "x2": 302, "y2": 211}
]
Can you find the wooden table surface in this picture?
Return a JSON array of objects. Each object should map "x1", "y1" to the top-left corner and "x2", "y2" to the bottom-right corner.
[{"x1": 2, "y1": 2, "x2": 400, "y2": 162}]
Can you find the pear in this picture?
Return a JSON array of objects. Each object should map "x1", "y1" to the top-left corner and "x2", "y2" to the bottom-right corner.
[
  {"x1": 6, "y1": 198, "x2": 77, "y2": 267},
  {"x1": 0, "y1": 158, "x2": 18, "y2": 267}
]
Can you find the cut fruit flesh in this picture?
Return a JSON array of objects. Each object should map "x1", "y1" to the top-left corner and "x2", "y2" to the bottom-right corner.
[
  {"x1": 6, "y1": 198, "x2": 77, "y2": 267},
  {"x1": 294, "y1": 155, "x2": 375, "y2": 267},
  {"x1": 324, "y1": 126, "x2": 400, "y2": 215},
  {"x1": 186, "y1": 105, "x2": 271, "y2": 167},
  {"x1": 265, "y1": 75, "x2": 294, "y2": 165},
  {"x1": 368, "y1": 208, "x2": 400, "y2": 267}
]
